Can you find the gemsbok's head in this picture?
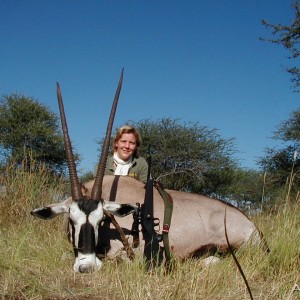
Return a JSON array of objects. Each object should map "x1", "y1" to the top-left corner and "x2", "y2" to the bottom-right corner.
[{"x1": 31, "y1": 69, "x2": 136, "y2": 273}]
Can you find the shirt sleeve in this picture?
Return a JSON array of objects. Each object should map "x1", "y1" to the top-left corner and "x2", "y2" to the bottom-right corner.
[{"x1": 138, "y1": 157, "x2": 149, "y2": 183}]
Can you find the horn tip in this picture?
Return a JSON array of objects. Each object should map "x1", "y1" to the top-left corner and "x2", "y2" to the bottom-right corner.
[{"x1": 56, "y1": 82, "x2": 61, "y2": 92}]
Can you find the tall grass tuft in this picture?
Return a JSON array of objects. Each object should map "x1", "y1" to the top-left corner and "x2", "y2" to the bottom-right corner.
[
  {"x1": 0, "y1": 162, "x2": 299, "y2": 299},
  {"x1": 0, "y1": 159, "x2": 68, "y2": 227},
  {"x1": 285, "y1": 150, "x2": 298, "y2": 206}
]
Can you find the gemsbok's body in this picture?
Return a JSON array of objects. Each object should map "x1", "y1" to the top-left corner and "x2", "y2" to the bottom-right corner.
[
  {"x1": 31, "y1": 70, "x2": 266, "y2": 273},
  {"x1": 79, "y1": 175, "x2": 263, "y2": 260}
]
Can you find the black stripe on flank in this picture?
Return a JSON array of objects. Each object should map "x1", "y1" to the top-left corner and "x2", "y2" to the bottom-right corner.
[{"x1": 109, "y1": 175, "x2": 120, "y2": 202}]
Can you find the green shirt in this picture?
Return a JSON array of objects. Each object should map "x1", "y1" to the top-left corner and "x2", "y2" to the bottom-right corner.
[{"x1": 94, "y1": 156, "x2": 149, "y2": 183}]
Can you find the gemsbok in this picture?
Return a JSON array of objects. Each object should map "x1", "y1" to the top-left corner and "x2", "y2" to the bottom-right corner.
[{"x1": 31, "y1": 70, "x2": 267, "y2": 273}]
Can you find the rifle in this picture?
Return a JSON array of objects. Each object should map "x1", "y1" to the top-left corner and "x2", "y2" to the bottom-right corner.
[{"x1": 141, "y1": 155, "x2": 161, "y2": 269}]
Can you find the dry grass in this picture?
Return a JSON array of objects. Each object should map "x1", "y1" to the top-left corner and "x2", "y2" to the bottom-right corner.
[{"x1": 0, "y1": 165, "x2": 299, "y2": 299}]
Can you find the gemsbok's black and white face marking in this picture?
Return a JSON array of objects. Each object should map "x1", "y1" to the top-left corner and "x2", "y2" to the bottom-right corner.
[
  {"x1": 31, "y1": 69, "x2": 130, "y2": 273},
  {"x1": 31, "y1": 197, "x2": 135, "y2": 273},
  {"x1": 68, "y1": 199, "x2": 105, "y2": 273}
]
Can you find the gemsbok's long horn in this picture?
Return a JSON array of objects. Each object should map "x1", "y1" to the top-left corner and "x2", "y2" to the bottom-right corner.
[
  {"x1": 91, "y1": 68, "x2": 124, "y2": 201},
  {"x1": 57, "y1": 83, "x2": 83, "y2": 201}
]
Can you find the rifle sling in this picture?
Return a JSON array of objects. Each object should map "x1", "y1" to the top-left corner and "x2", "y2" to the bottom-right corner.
[{"x1": 154, "y1": 182, "x2": 173, "y2": 263}]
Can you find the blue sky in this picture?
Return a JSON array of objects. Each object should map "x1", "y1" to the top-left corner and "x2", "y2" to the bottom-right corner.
[{"x1": 0, "y1": 1, "x2": 298, "y2": 174}]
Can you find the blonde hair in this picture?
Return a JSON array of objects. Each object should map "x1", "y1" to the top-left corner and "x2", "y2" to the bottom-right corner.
[{"x1": 112, "y1": 125, "x2": 141, "y2": 157}]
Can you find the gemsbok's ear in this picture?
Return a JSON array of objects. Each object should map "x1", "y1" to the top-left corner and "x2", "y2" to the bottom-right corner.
[
  {"x1": 103, "y1": 202, "x2": 136, "y2": 217},
  {"x1": 31, "y1": 199, "x2": 70, "y2": 220}
]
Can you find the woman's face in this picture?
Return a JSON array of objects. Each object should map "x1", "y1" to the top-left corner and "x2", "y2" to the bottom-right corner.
[{"x1": 115, "y1": 132, "x2": 137, "y2": 161}]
